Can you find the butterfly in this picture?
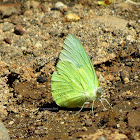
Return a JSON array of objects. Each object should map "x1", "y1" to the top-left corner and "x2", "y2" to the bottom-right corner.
[{"x1": 51, "y1": 33, "x2": 110, "y2": 114}]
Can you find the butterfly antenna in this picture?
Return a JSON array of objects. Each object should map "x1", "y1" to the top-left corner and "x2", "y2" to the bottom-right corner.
[
  {"x1": 99, "y1": 95, "x2": 112, "y2": 111},
  {"x1": 101, "y1": 98, "x2": 112, "y2": 107},
  {"x1": 99, "y1": 98, "x2": 107, "y2": 111},
  {"x1": 74, "y1": 102, "x2": 89, "y2": 115}
]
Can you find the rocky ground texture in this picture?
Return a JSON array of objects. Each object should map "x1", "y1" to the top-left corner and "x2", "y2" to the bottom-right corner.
[{"x1": 0, "y1": 0, "x2": 139, "y2": 139}]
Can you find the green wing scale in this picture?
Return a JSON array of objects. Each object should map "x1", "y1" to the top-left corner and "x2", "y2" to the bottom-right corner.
[{"x1": 51, "y1": 33, "x2": 101, "y2": 108}]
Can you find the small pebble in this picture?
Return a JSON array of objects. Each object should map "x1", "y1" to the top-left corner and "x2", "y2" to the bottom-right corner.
[
  {"x1": 37, "y1": 76, "x2": 48, "y2": 83},
  {"x1": 60, "y1": 121, "x2": 64, "y2": 124},
  {"x1": 124, "y1": 77, "x2": 130, "y2": 83},
  {"x1": 120, "y1": 70, "x2": 130, "y2": 83},
  {"x1": 24, "y1": 10, "x2": 33, "y2": 16},
  {"x1": 3, "y1": 38, "x2": 12, "y2": 44},
  {"x1": 125, "y1": 62, "x2": 132, "y2": 66},
  {"x1": 65, "y1": 13, "x2": 80, "y2": 22},
  {"x1": 117, "y1": 123, "x2": 120, "y2": 128},
  {"x1": 9, "y1": 121, "x2": 14, "y2": 125},
  {"x1": 2, "y1": 22, "x2": 14, "y2": 32},
  {"x1": 134, "y1": 76, "x2": 139, "y2": 81},
  {"x1": 14, "y1": 26, "x2": 25, "y2": 35},
  {"x1": 30, "y1": 1, "x2": 40, "y2": 9},
  {"x1": 105, "y1": 74, "x2": 114, "y2": 81},
  {"x1": 127, "y1": 112, "x2": 140, "y2": 128},
  {"x1": 82, "y1": 126, "x2": 88, "y2": 131},
  {"x1": 54, "y1": 2, "x2": 68, "y2": 12},
  {"x1": 126, "y1": 35, "x2": 135, "y2": 42},
  {"x1": 0, "y1": 121, "x2": 10, "y2": 140},
  {"x1": 84, "y1": 119, "x2": 92, "y2": 126},
  {"x1": 34, "y1": 42, "x2": 42, "y2": 49}
]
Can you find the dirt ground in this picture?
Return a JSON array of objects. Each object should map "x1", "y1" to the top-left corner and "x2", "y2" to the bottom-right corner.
[{"x1": 0, "y1": 0, "x2": 139, "y2": 139}]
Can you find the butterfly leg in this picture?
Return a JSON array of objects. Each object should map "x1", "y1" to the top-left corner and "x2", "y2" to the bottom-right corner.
[
  {"x1": 92, "y1": 100, "x2": 95, "y2": 115},
  {"x1": 74, "y1": 102, "x2": 89, "y2": 115}
]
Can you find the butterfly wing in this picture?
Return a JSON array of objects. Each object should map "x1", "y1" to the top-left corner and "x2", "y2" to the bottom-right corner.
[{"x1": 51, "y1": 34, "x2": 99, "y2": 108}]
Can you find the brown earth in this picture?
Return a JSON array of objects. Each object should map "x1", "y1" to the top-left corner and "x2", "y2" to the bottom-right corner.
[{"x1": 0, "y1": 0, "x2": 139, "y2": 140}]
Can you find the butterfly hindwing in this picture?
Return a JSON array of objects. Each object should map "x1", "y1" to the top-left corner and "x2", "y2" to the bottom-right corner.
[{"x1": 51, "y1": 61, "x2": 86, "y2": 107}]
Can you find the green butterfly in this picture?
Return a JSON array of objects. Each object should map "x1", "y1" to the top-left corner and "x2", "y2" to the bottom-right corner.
[{"x1": 51, "y1": 33, "x2": 109, "y2": 114}]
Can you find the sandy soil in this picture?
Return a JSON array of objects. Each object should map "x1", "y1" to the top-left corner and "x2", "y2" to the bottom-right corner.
[{"x1": 0, "y1": 0, "x2": 139, "y2": 139}]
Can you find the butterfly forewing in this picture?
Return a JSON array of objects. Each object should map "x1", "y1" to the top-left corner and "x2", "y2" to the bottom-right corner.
[
  {"x1": 61, "y1": 34, "x2": 98, "y2": 86},
  {"x1": 61, "y1": 35, "x2": 94, "y2": 73}
]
